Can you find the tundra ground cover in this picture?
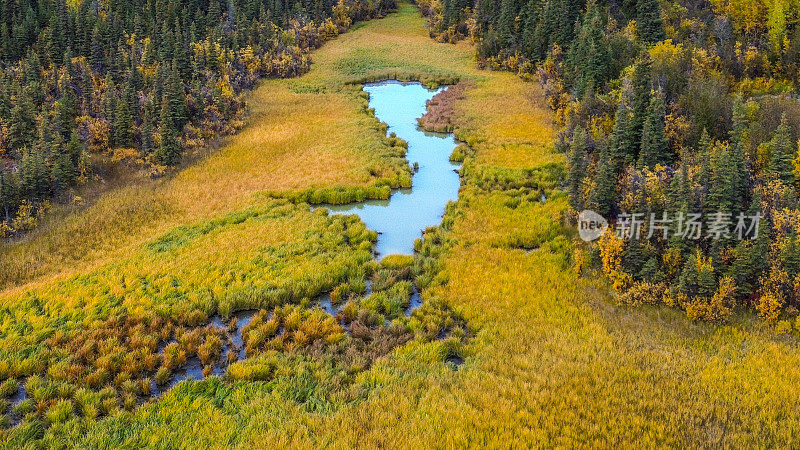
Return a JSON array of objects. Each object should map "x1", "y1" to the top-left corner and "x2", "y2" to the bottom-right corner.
[{"x1": 2, "y1": 2, "x2": 800, "y2": 447}]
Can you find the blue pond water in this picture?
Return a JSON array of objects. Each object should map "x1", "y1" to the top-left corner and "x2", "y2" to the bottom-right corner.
[{"x1": 327, "y1": 81, "x2": 461, "y2": 258}]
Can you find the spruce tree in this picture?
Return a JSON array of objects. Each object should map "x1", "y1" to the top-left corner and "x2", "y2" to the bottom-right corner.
[
  {"x1": 101, "y1": 75, "x2": 117, "y2": 120},
  {"x1": 610, "y1": 98, "x2": 637, "y2": 167},
  {"x1": 55, "y1": 84, "x2": 78, "y2": 140},
  {"x1": 113, "y1": 97, "x2": 134, "y2": 148},
  {"x1": 8, "y1": 86, "x2": 37, "y2": 154},
  {"x1": 533, "y1": 0, "x2": 557, "y2": 60},
  {"x1": 636, "y1": 0, "x2": 665, "y2": 44},
  {"x1": 629, "y1": 55, "x2": 652, "y2": 148},
  {"x1": 729, "y1": 95, "x2": 750, "y2": 211},
  {"x1": 567, "y1": 127, "x2": 589, "y2": 210},
  {"x1": 768, "y1": 114, "x2": 796, "y2": 186},
  {"x1": 667, "y1": 156, "x2": 690, "y2": 214},
  {"x1": 521, "y1": 0, "x2": 541, "y2": 59},
  {"x1": 47, "y1": 15, "x2": 63, "y2": 66},
  {"x1": 0, "y1": 23, "x2": 9, "y2": 60},
  {"x1": 638, "y1": 90, "x2": 668, "y2": 169},
  {"x1": 156, "y1": 96, "x2": 181, "y2": 166},
  {"x1": 498, "y1": 0, "x2": 518, "y2": 48},
  {"x1": 208, "y1": 0, "x2": 222, "y2": 29},
  {"x1": 74, "y1": 4, "x2": 87, "y2": 56},
  {"x1": 708, "y1": 143, "x2": 736, "y2": 213},
  {"x1": 141, "y1": 99, "x2": 156, "y2": 155},
  {"x1": 23, "y1": 51, "x2": 41, "y2": 86},
  {"x1": 173, "y1": 19, "x2": 191, "y2": 81},
  {"x1": 592, "y1": 145, "x2": 618, "y2": 217},
  {"x1": 159, "y1": 23, "x2": 173, "y2": 63},
  {"x1": 90, "y1": 26, "x2": 105, "y2": 73},
  {"x1": 51, "y1": 145, "x2": 77, "y2": 192},
  {"x1": 66, "y1": 132, "x2": 83, "y2": 167},
  {"x1": 566, "y1": 0, "x2": 609, "y2": 98},
  {"x1": 19, "y1": 147, "x2": 50, "y2": 200},
  {"x1": 0, "y1": 170, "x2": 14, "y2": 222},
  {"x1": 165, "y1": 61, "x2": 187, "y2": 130},
  {"x1": 554, "y1": 0, "x2": 580, "y2": 49},
  {"x1": 696, "y1": 129, "x2": 713, "y2": 199}
]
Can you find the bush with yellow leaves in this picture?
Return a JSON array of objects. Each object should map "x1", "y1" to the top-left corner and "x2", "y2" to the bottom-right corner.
[
  {"x1": 683, "y1": 276, "x2": 735, "y2": 323},
  {"x1": 618, "y1": 282, "x2": 667, "y2": 306},
  {"x1": 756, "y1": 291, "x2": 784, "y2": 323},
  {"x1": 10, "y1": 200, "x2": 37, "y2": 233},
  {"x1": 598, "y1": 231, "x2": 633, "y2": 292}
]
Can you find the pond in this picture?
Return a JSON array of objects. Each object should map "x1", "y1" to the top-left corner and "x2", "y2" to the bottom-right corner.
[{"x1": 326, "y1": 81, "x2": 462, "y2": 258}]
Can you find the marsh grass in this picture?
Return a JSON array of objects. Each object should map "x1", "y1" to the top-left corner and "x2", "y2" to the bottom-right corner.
[
  {"x1": 3, "y1": 2, "x2": 800, "y2": 447},
  {"x1": 417, "y1": 81, "x2": 470, "y2": 133}
]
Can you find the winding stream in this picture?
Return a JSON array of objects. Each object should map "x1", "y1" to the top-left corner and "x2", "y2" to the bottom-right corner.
[
  {"x1": 5, "y1": 81, "x2": 462, "y2": 421},
  {"x1": 327, "y1": 81, "x2": 462, "y2": 257}
]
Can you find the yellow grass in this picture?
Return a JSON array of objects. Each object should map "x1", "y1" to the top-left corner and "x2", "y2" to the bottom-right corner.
[{"x1": 5, "y1": 2, "x2": 800, "y2": 447}]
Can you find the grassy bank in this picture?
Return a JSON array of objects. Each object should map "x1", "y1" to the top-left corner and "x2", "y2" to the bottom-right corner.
[{"x1": 2, "y1": 2, "x2": 800, "y2": 447}]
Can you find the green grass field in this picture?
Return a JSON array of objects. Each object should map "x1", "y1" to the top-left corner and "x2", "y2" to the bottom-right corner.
[{"x1": 3, "y1": 3, "x2": 800, "y2": 447}]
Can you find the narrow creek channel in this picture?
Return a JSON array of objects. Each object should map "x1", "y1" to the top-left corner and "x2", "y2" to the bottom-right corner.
[
  {"x1": 327, "y1": 81, "x2": 462, "y2": 257},
  {"x1": 5, "y1": 81, "x2": 462, "y2": 420}
]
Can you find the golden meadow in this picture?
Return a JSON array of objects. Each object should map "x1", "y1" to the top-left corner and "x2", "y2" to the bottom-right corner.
[{"x1": 1, "y1": 2, "x2": 799, "y2": 446}]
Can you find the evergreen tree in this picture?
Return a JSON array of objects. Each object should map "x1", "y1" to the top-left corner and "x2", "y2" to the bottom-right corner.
[
  {"x1": 101, "y1": 75, "x2": 117, "y2": 120},
  {"x1": 113, "y1": 97, "x2": 134, "y2": 148},
  {"x1": 678, "y1": 251, "x2": 717, "y2": 298},
  {"x1": 567, "y1": 127, "x2": 589, "y2": 210},
  {"x1": 497, "y1": 0, "x2": 518, "y2": 48},
  {"x1": 0, "y1": 170, "x2": 16, "y2": 222},
  {"x1": 47, "y1": 15, "x2": 64, "y2": 66},
  {"x1": 729, "y1": 95, "x2": 750, "y2": 211},
  {"x1": 554, "y1": 0, "x2": 580, "y2": 48},
  {"x1": 610, "y1": 97, "x2": 637, "y2": 167},
  {"x1": 155, "y1": 96, "x2": 181, "y2": 166},
  {"x1": 636, "y1": 0, "x2": 665, "y2": 44},
  {"x1": 164, "y1": 62, "x2": 187, "y2": 130},
  {"x1": 638, "y1": 90, "x2": 668, "y2": 169},
  {"x1": 696, "y1": 129, "x2": 713, "y2": 201},
  {"x1": 74, "y1": 3, "x2": 88, "y2": 56},
  {"x1": 19, "y1": 147, "x2": 50, "y2": 200},
  {"x1": 708, "y1": 143, "x2": 737, "y2": 213},
  {"x1": 123, "y1": 77, "x2": 139, "y2": 122},
  {"x1": 23, "y1": 51, "x2": 41, "y2": 86},
  {"x1": 592, "y1": 145, "x2": 618, "y2": 217},
  {"x1": 66, "y1": 132, "x2": 83, "y2": 167},
  {"x1": 565, "y1": 0, "x2": 609, "y2": 98},
  {"x1": 90, "y1": 26, "x2": 105, "y2": 73},
  {"x1": 629, "y1": 55, "x2": 652, "y2": 149},
  {"x1": 55, "y1": 84, "x2": 78, "y2": 140},
  {"x1": 141, "y1": 99, "x2": 156, "y2": 155},
  {"x1": 521, "y1": 0, "x2": 541, "y2": 59},
  {"x1": 768, "y1": 114, "x2": 796, "y2": 186},
  {"x1": 533, "y1": 0, "x2": 557, "y2": 60},
  {"x1": 667, "y1": 156, "x2": 690, "y2": 213},
  {"x1": 0, "y1": 23, "x2": 10, "y2": 60},
  {"x1": 51, "y1": 144, "x2": 77, "y2": 192},
  {"x1": 208, "y1": 0, "x2": 222, "y2": 28},
  {"x1": 173, "y1": 19, "x2": 191, "y2": 81},
  {"x1": 8, "y1": 86, "x2": 37, "y2": 154}
]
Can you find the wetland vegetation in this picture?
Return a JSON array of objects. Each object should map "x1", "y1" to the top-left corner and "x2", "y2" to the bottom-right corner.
[{"x1": 2, "y1": 0, "x2": 800, "y2": 447}]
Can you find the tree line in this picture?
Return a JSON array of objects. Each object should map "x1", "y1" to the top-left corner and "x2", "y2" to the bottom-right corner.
[
  {"x1": 421, "y1": 0, "x2": 800, "y2": 326},
  {"x1": 0, "y1": 0, "x2": 396, "y2": 236}
]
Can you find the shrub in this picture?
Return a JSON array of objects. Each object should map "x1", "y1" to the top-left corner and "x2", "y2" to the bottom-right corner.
[
  {"x1": 776, "y1": 320, "x2": 793, "y2": 335},
  {"x1": 0, "y1": 378, "x2": 18, "y2": 397},
  {"x1": 380, "y1": 254, "x2": 414, "y2": 270},
  {"x1": 45, "y1": 399, "x2": 74, "y2": 425},
  {"x1": 155, "y1": 368, "x2": 171, "y2": 386},
  {"x1": 198, "y1": 335, "x2": 223, "y2": 366}
]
